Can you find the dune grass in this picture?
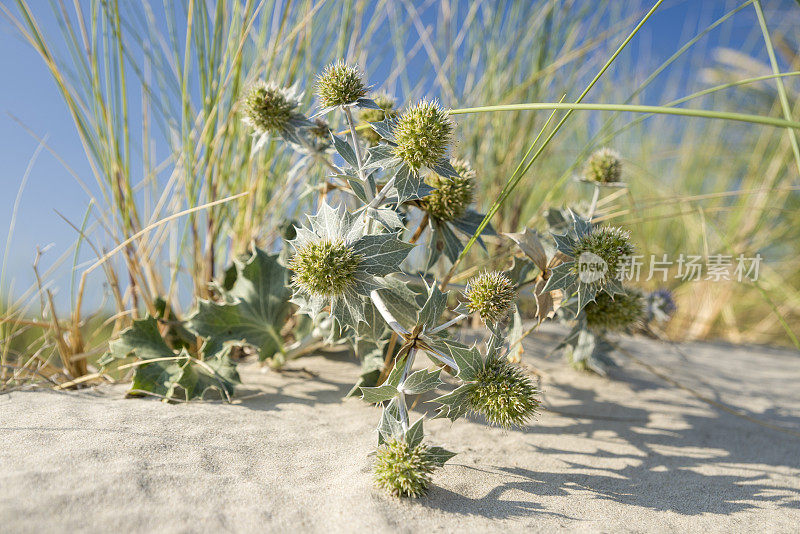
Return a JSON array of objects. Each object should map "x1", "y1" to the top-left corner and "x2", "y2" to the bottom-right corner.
[{"x1": 1, "y1": 0, "x2": 798, "y2": 388}]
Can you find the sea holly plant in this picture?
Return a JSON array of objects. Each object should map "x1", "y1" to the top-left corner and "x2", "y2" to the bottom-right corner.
[{"x1": 232, "y1": 61, "x2": 542, "y2": 498}]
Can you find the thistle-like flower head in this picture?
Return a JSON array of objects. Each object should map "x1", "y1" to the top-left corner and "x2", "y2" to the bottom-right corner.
[
  {"x1": 465, "y1": 271, "x2": 516, "y2": 324},
  {"x1": 241, "y1": 81, "x2": 302, "y2": 134},
  {"x1": 584, "y1": 148, "x2": 622, "y2": 184},
  {"x1": 290, "y1": 240, "x2": 362, "y2": 297},
  {"x1": 373, "y1": 438, "x2": 435, "y2": 498},
  {"x1": 569, "y1": 226, "x2": 634, "y2": 283},
  {"x1": 360, "y1": 94, "x2": 398, "y2": 144},
  {"x1": 422, "y1": 159, "x2": 475, "y2": 222},
  {"x1": 584, "y1": 288, "x2": 645, "y2": 332},
  {"x1": 289, "y1": 202, "x2": 413, "y2": 329},
  {"x1": 316, "y1": 61, "x2": 369, "y2": 108},
  {"x1": 468, "y1": 358, "x2": 540, "y2": 428},
  {"x1": 392, "y1": 99, "x2": 452, "y2": 170}
]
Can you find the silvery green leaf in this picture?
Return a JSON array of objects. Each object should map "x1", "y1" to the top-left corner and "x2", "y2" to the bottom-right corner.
[
  {"x1": 107, "y1": 316, "x2": 173, "y2": 362},
  {"x1": 394, "y1": 164, "x2": 424, "y2": 203},
  {"x1": 371, "y1": 118, "x2": 397, "y2": 142},
  {"x1": 430, "y1": 157, "x2": 460, "y2": 179},
  {"x1": 311, "y1": 104, "x2": 339, "y2": 118},
  {"x1": 352, "y1": 233, "x2": 414, "y2": 277},
  {"x1": 507, "y1": 228, "x2": 548, "y2": 272},
  {"x1": 424, "y1": 446, "x2": 456, "y2": 467},
  {"x1": 188, "y1": 249, "x2": 291, "y2": 361},
  {"x1": 130, "y1": 354, "x2": 186, "y2": 400},
  {"x1": 545, "y1": 208, "x2": 571, "y2": 233},
  {"x1": 330, "y1": 290, "x2": 367, "y2": 331},
  {"x1": 570, "y1": 209, "x2": 592, "y2": 237},
  {"x1": 417, "y1": 283, "x2": 448, "y2": 329},
  {"x1": 360, "y1": 384, "x2": 398, "y2": 404},
  {"x1": 405, "y1": 417, "x2": 424, "y2": 449},
  {"x1": 375, "y1": 277, "x2": 425, "y2": 329},
  {"x1": 180, "y1": 347, "x2": 239, "y2": 400},
  {"x1": 365, "y1": 207, "x2": 403, "y2": 230},
  {"x1": 378, "y1": 398, "x2": 404, "y2": 444},
  {"x1": 431, "y1": 383, "x2": 474, "y2": 421},
  {"x1": 348, "y1": 177, "x2": 369, "y2": 203},
  {"x1": 402, "y1": 368, "x2": 443, "y2": 395},
  {"x1": 552, "y1": 232, "x2": 575, "y2": 256},
  {"x1": 446, "y1": 342, "x2": 484, "y2": 381},
  {"x1": 603, "y1": 276, "x2": 625, "y2": 297},
  {"x1": 331, "y1": 133, "x2": 358, "y2": 168},
  {"x1": 452, "y1": 209, "x2": 496, "y2": 236},
  {"x1": 356, "y1": 97, "x2": 383, "y2": 110},
  {"x1": 576, "y1": 284, "x2": 597, "y2": 312},
  {"x1": 436, "y1": 220, "x2": 463, "y2": 264},
  {"x1": 541, "y1": 262, "x2": 575, "y2": 293}
]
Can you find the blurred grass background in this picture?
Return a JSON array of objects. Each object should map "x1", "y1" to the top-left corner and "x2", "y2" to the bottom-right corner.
[{"x1": 1, "y1": 0, "x2": 798, "y2": 385}]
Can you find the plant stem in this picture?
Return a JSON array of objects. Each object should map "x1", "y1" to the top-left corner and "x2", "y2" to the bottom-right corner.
[
  {"x1": 428, "y1": 314, "x2": 468, "y2": 335},
  {"x1": 587, "y1": 184, "x2": 601, "y2": 220},
  {"x1": 344, "y1": 106, "x2": 368, "y2": 187}
]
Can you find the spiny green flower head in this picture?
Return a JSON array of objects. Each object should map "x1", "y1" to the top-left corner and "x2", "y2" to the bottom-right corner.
[
  {"x1": 392, "y1": 99, "x2": 453, "y2": 170},
  {"x1": 289, "y1": 202, "x2": 414, "y2": 330},
  {"x1": 290, "y1": 240, "x2": 362, "y2": 297},
  {"x1": 584, "y1": 148, "x2": 622, "y2": 184},
  {"x1": 422, "y1": 161, "x2": 475, "y2": 221},
  {"x1": 373, "y1": 438, "x2": 435, "y2": 498},
  {"x1": 465, "y1": 271, "x2": 516, "y2": 324},
  {"x1": 360, "y1": 94, "x2": 398, "y2": 144},
  {"x1": 584, "y1": 288, "x2": 645, "y2": 332},
  {"x1": 241, "y1": 81, "x2": 302, "y2": 134},
  {"x1": 316, "y1": 61, "x2": 369, "y2": 108},
  {"x1": 570, "y1": 226, "x2": 634, "y2": 282},
  {"x1": 469, "y1": 357, "x2": 540, "y2": 428}
]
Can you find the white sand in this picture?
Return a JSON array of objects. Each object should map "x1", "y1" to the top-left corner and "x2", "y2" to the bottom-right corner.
[{"x1": 2, "y1": 329, "x2": 799, "y2": 533}]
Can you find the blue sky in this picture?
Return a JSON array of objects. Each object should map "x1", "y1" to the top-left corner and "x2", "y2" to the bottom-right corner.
[{"x1": 0, "y1": 0, "x2": 796, "y2": 310}]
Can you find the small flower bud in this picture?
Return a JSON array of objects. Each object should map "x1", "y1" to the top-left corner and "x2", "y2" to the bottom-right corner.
[
  {"x1": 465, "y1": 271, "x2": 516, "y2": 324},
  {"x1": 315, "y1": 61, "x2": 368, "y2": 108},
  {"x1": 584, "y1": 288, "x2": 645, "y2": 332},
  {"x1": 469, "y1": 358, "x2": 540, "y2": 428},
  {"x1": 360, "y1": 94, "x2": 398, "y2": 145},
  {"x1": 241, "y1": 81, "x2": 300, "y2": 134},
  {"x1": 421, "y1": 158, "x2": 475, "y2": 222},
  {"x1": 393, "y1": 99, "x2": 452, "y2": 170},
  {"x1": 289, "y1": 240, "x2": 362, "y2": 297},
  {"x1": 584, "y1": 148, "x2": 622, "y2": 183},
  {"x1": 373, "y1": 439, "x2": 435, "y2": 498}
]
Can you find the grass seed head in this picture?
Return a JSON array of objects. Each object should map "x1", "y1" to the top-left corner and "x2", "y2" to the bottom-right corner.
[
  {"x1": 465, "y1": 271, "x2": 516, "y2": 324},
  {"x1": 373, "y1": 439, "x2": 435, "y2": 498},
  {"x1": 469, "y1": 358, "x2": 540, "y2": 428},
  {"x1": 290, "y1": 240, "x2": 361, "y2": 297},
  {"x1": 584, "y1": 148, "x2": 622, "y2": 183},
  {"x1": 392, "y1": 99, "x2": 452, "y2": 170},
  {"x1": 316, "y1": 61, "x2": 368, "y2": 107}
]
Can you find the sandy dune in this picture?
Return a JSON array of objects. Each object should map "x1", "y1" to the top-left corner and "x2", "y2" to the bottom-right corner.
[{"x1": 2, "y1": 328, "x2": 799, "y2": 533}]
